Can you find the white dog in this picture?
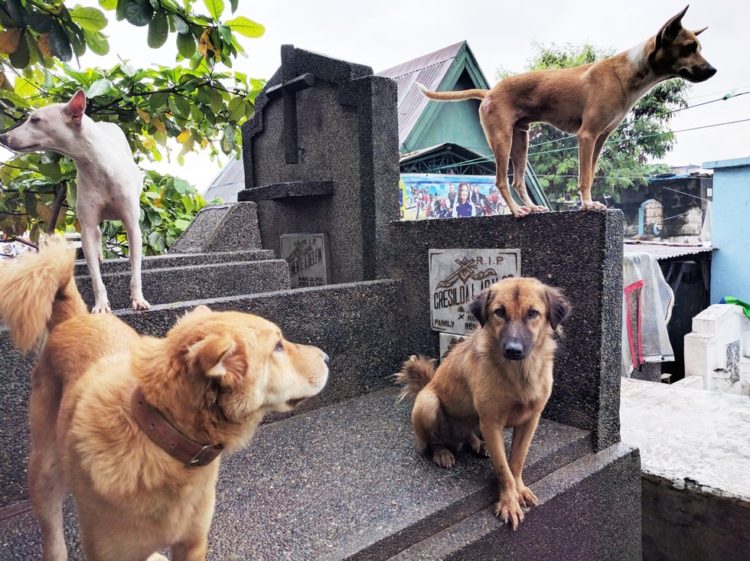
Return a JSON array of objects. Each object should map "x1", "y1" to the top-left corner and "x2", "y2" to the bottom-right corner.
[{"x1": 0, "y1": 91, "x2": 149, "y2": 312}]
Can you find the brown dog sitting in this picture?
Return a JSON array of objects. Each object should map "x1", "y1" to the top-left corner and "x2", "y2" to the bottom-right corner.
[
  {"x1": 0, "y1": 238, "x2": 329, "y2": 561},
  {"x1": 396, "y1": 277, "x2": 571, "y2": 529},
  {"x1": 419, "y1": 5, "x2": 715, "y2": 218}
]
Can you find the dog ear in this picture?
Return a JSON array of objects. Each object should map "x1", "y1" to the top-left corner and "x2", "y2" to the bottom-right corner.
[
  {"x1": 693, "y1": 26, "x2": 708, "y2": 36},
  {"x1": 187, "y1": 334, "x2": 240, "y2": 379},
  {"x1": 545, "y1": 287, "x2": 572, "y2": 330},
  {"x1": 656, "y1": 5, "x2": 689, "y2": 48},
  {"x1": 65, "y1": 90, "x2": 86, "y2": 125},
  {"x1": 469, "y1": 288, "x2": 492, "y2": 327}
]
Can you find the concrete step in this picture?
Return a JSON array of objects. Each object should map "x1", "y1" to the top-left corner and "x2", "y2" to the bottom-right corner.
[
  {"x1": 388, "y1": 443, "x2": 641, "y2": 561},
  {"x1": 75, "y1": 259, "x2": 291, "y2": 311},
  {"x1": 0, "y1": 388, "x2": 594, "y2": 560},
  {"x1": 0, "y1": 280, "x2": 404, "y2": 509},
  {"x1": 73, "y1": 249, "x2": 276, "y2": 276}
]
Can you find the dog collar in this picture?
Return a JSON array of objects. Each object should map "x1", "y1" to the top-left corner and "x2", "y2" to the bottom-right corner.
[{"x1": 131, "y1": 387, "x2": 223, "y2": 468}]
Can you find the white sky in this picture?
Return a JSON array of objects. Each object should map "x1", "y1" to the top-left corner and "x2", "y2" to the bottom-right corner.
[{"x1": 25, "y1": 1, "x2": 750, "y2": 189}]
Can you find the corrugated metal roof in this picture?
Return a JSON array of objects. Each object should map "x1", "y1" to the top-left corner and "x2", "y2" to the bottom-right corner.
[
  {"x1": 377, "y1": 42, "x2": 466, "y2": 146},
  {"x1": 203, "y1": 159, "x2": 244, "y2": 202},
  {"x1": 624, "y1": 241, "x2": 714, "y2": 260}
]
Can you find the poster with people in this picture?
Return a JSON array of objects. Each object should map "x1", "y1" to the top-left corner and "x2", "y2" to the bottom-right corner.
[{"x1": 399, "y1": 173, "x2": 510, "y2": 221}]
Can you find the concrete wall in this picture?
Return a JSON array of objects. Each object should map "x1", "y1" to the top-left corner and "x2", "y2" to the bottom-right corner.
[
  {"x1": 389, "y1": 210, "x2": 624, "y2": 450},
  {"x1": 703, "y1": 157, "x2": 750, "y2": 303}
]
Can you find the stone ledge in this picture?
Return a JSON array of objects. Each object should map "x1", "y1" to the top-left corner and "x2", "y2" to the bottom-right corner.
[
  {"x1": 0, "y1": 388, "x2": 592, "y2": 560},
  {"x1": 389, "y1": 443, "x2": 641, "y2": 561},
  {"x1": 75, "y1": 260, "x2": 291, "y2": 311},
  {"x1": 238, "y1": 180, "x2": 335, "y2": 202},
  {"x1": 73, "y1": 249, "x2": 275, "y2": 276}
]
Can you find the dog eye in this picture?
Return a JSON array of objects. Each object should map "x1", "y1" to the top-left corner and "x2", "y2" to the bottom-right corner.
[
  {"x1": 494, "y1": 307, "x2": 506, "y2": 319},
  {"x1": 274, "y1": 340, "x2": 284, "y2": 353},
  {"x1": 29, "y1": 116, "x2": 41, "y2": 124},
  {"x1": 681, "y1": 43, "x2": 696, "y2": 55},
  {"x1": 526, "y1": 309, "x2": 540, "y2": 319}
]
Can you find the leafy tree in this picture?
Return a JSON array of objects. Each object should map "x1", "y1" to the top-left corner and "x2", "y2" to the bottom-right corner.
[
  {"x1": 500, "y1": 43, "x2": 688, "y2": 205},
  {"x1": 0, "y1": 0, "x2": 265, "y2": 254}
]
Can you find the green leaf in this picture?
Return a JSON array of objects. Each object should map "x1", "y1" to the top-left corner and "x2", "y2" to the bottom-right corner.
[
  {"x1": 47, "y1": 22, "x2": 73, "y2": 61},
  {"x1": 171, "y1": 14, "x2": 188, "y2": 34},
  {"x1": 83, "y1": 29, "x2": 110, "y2": 55},
  {"x1": 203, "y1": 0, "x2": 225, "y2": 21},
  {"x1": 147, "y1": 11, "x2": 169, "y2": 48},
  {"x1": 9, "y1": 33, "x2": 30, "y2": 68},
  {"x1": 124, "y1": 0, "x2": 153, "y2": 27},
  {"x1": 149, "y1": 92, "x2": 168, "y2": 112},
  {"x1": 225, "y1": 16, "x2": 264, "y2": 38},
  {"x1": 227, "y1": 96, "x2": 245, "y2": 122},
  {"x1": 99, "y1": 0, "x2": 118, "y2": 8},
  {"x1": 147, "y1": 230, "x2": 166, "y2": 252},
  {"x1": 229, "y1": 0, "x2": 238, "y2": 13},
  {"x1": 176, "y1": 31, "x2": 195, "y2": 58},
  {"x1": 86, "y1": 78, "x2": 114, "y2": 98},
  {"x1": 70, "y1": 6, "x2": 108, "y2": 32}
]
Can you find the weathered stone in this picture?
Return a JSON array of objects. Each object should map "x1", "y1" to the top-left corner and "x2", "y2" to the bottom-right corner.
[
  {"x1": 169, "y1": 201, "x2": 262, "y2": 253},
  {"x1": 75, "y1": 259, "x2": 291, "y2": 311},
  {"x1": 238, "y1": 46, "x2": 399, "y2": 284}
]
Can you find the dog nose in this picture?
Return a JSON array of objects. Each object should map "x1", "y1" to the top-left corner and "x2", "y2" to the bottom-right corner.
[
  {"x1": 0, "y1": 133, "x2": 7, "y2": 145},
  {"x1": 704, "y1": 64, "x2": 717, "y2": 78},
  {"x1": 503, "y1": 340, "x2": 525, "y2": 360}
]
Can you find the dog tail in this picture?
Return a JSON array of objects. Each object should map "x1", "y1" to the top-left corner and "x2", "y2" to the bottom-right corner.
[
  {"x1": 394, "y1": 355, "x2": 437, "y2": 402},
  {"x1": 417, "y1": 83, "x2": 487, "y2": 101},
  {"x1": 0, "y1": 236, "x2": 87, "y2": 352}
]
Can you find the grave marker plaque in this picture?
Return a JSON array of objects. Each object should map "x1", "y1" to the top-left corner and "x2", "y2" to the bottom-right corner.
[
  {"x1": 280, "y1": 233, "x2": 331, "y2": 288},
  {"x1": 429, "y1": 249, "x2": 521, "y2": 335}
]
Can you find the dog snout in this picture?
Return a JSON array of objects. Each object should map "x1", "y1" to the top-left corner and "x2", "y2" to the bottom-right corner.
[
  {"x1": 503, "y1": 339, "x2": 525, "y2": 361},
  {"x1": 702, "y1": 64, "x2": 717, "y2": 79},
  {"x1": 0, "y1": 133, "x2": 8, "y2": 146}
]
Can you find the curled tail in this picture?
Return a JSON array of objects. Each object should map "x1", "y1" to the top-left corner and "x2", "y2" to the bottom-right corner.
[
  {"x1": 0, "y1": 237, "x2": 87, "y2": 352},
  {"x1": 417, "y1": 83, "x2": 488, "y2": 101},
  {"x1": 394, "y1": 355, "x2": 437, "y2": 402}
]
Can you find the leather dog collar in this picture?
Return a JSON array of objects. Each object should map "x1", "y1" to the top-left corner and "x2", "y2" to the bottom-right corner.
[{"x1": 131, "y1": 386, "x2": 223, "y2": 468}]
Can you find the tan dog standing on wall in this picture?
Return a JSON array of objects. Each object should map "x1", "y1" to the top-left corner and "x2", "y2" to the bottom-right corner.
[
  {"x1": 0, "y1": 238, "x2": 329, "y2": 561},
  {"x1": 396, "y1": 277, "x2": 571, "y2": 529},
  {"x1": 419, "y1": 5, "x2": 716, "y2": 218}
]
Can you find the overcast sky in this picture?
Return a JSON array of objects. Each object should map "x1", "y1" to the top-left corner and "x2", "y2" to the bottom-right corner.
[{"x1": 66, "y1": 0, "x2": 750, "y2": 189}]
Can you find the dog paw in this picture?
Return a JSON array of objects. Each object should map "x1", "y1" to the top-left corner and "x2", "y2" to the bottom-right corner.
[
  {"x1": 512, "y1": 206, "x2": 532, "y2": 219},
  {"x1": 432, "y1": 449, "x2": 456, "y2": 468},
  {"x1": 131, "y1": 296, "x2": 151, "y2": 311},
  {"x1": 469, "y1": 437, "x2": 490, "y2": 458},
  {"x1": 91, "y1": 301, "x2": 112, "y2": 314},
  {"x1": 145, "y1": 554, "x2": 169, "y2": 561},
  {"x1": 530, "y1": 204, "x2": 549, "y2": 213},
  {"x1": 516, "y1": 484, "x2": 539, "y2": 507},
  {"x1": 495, "y1": 495, "x2": 525, "y2": 530},
  {"x1": 580, "y1": 200, "x2": 608, "y2": 211}
]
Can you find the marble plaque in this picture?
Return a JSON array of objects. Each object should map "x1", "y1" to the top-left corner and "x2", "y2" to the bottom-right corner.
[
  {"x1": 280, "y1": 233, "x2": 331, "y2": 288},
  {"x1": 429, "y1": 248, "x2": 521, "y2": 335}
]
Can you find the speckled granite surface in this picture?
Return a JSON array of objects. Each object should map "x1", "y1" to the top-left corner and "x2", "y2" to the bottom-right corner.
[{"x1": 0, "y1": 389, "x2": 592, "y2": 561}]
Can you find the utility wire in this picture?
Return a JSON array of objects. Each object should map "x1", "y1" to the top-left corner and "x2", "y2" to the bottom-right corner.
[{"x1": 430, "y1": 116, "x2": 750, "y2": 171}]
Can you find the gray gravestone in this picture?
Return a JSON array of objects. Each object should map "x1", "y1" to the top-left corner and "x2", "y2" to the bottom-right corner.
[
  {"x1": 238, "y1": 45, "x2": 399, "y2": 284},
  {"x1": 429, "y1": 249, "x2": 521, "y2": 335},
  {"x1": 170, "y1": 202, "x2": 261, "y2": 253},
  {"x1": 280, "y1": 233, "x2": 331, "y2": 288}
]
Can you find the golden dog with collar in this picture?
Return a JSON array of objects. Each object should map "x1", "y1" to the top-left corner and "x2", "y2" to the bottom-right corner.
[{"x1": 0, "y1": 239, "x2": 329, "y2": 561}]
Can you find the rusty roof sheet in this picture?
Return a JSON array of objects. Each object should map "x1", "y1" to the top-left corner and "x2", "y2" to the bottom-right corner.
[
  {"x1": 377, "y1": 42, "x2": 466, "y2": 146},
  {"x1": 624, "y1": 241, "x2": 714, "y2": 260}
]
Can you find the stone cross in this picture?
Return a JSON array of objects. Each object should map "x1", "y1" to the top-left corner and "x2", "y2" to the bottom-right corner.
[{"x1": 265, "y1": 44, "x2": 315, "y2": 164}]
